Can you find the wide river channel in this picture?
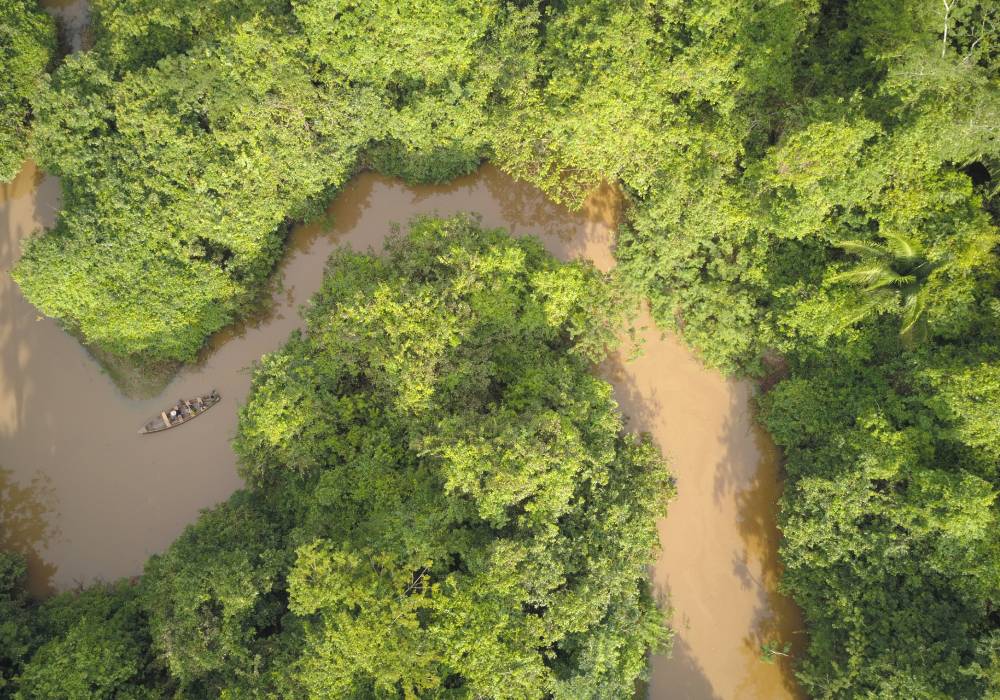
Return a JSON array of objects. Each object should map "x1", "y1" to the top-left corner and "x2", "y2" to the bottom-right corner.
[{"x1": 1, "y1": 158, "x2": 803, "y2": 698}]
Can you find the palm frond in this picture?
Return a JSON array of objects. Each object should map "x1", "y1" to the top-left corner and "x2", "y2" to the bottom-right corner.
[
  {"x1": 829, "y1": 263, "x2": 898, "y2": 288},
  {"x1": 881, "y1": 232, "x2": 922, "y2": 260},
  {"x1": 864, "y1": 273, "x2": 915, "y2": 291},
  {"x1": 899, "y1": 290, "x2": 929, "y2": 339},
  {"x1": 832, "y1": 290, "x2": 895, "y2": 330},
  {"x1": 836, "y1": 240, "x2": 888, "y2": 259}
]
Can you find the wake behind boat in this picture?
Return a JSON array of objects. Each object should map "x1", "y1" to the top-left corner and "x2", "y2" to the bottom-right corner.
[{"x1": 138, "y1": 390, "x2": 221, "y2": 434}]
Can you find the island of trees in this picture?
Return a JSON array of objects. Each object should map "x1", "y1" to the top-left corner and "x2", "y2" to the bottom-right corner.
[
  {"x1": 1, "y1": 0, "x2": 998, "y2": 698},
  {"x1": 3, "y1": 218, "x2": 673, "y2": 697}
]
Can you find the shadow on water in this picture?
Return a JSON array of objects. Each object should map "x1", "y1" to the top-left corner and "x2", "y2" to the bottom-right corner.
[
  {"x1": 597, "y1": 334, "x2": 665, "y2": 435},
  {"x1": 0, "y1": 466, "x2": 59, "y2": 597},
  {"x1": 0, "y1": 162, "x2": 44, "y2": 205},
  {"x1": 659, "y1": 637, "x2": 724, "y2": 700},
  {"x1": 0, "y1": 163, "x2": 62, "y2": 445},
  {"x1": 710, "y1": 389, "x2": 806, "y2": 699}
]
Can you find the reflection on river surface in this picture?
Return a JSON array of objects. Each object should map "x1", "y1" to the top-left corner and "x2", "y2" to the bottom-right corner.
[{"x1": 0, "y1": 161, "x2": 801, "y2": 698}]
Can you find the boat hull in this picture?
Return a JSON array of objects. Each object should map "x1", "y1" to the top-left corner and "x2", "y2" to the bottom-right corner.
[{"x1": 138, "y1": 391, "x2": 221, "y2": 434}]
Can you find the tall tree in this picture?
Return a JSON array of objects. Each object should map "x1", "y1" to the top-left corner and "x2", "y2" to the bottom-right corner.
[
  {"x1": 824, "y1": 230, "x2": 993, "y2": 344},
  {"x1": 235, "y1": 217, "x2": 674, "y2": 697}
]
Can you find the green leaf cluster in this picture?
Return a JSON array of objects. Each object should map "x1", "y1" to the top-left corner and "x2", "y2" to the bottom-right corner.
[
  {"x1": 618, "y1": 0, "x2": 1000, "y2": 372},
  {"x1": 761, "y1": 338, "x2": 1000, "y2": 697},
  {"x1": 0, "y1": 0, "x2": 55, "y2": 181}
]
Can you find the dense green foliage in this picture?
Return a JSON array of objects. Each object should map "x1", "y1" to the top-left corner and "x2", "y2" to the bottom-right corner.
[
  {"x1": 0, "y1": 554, "x2": 34, "y2": 696},
  {"x1": 0, "y1": 0, "x2": 55, "y2": 181},
  {"x1": 1, "y1": 220, "x2": 672, "y2": 698},
  {"x1": 616, "y1": 1, "x2": 999, "y2": 373},
  {"x1": 761, "y1": 340, "x2": 1000, "y2": 698},
  {"x1": 15, "y1": 582, "x2": 158, "y2": 699},
  {"x1": 493, "y1": 0, "x2": 816, "y2": 207},
  {"x1": 3, "y1": 0, "x2": 999, "y2": 697},
  {"x1": 0, "y1": 552, "x2": 160, "y2": 700},
  {"x1": 17, "y1": 18, "x2": 377, "y2": 360}
]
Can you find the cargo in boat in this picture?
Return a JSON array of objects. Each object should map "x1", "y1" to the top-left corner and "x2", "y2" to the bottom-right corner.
[{"x1": 138, "y1": 390, "x2": 221, "y2": 434}]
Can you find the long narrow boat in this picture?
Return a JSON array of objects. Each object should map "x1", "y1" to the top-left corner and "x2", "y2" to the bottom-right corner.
[{"x1": 138, "y1": 390, "x2": 221, "y2": 435}]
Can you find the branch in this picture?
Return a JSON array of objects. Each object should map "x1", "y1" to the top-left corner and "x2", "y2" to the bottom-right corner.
[
  {"x1": 385, "y1": 566, "x2": 430, "y2": 629},
  {"x1": 942, "y1": 0, "x2": 955, "y2": 59}
]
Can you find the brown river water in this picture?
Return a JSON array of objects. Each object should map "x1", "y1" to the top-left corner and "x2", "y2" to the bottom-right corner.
[{"x1": 1, "y1": 160, "x2": 802, "y2": 698}]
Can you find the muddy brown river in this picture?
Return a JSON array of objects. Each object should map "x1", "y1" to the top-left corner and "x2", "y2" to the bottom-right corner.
[{"x1": 0, "y1": 159, "x2": 802, "y2": 698}]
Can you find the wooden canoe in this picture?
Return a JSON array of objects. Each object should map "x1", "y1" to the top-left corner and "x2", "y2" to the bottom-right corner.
[{"x1": 138, "y1": 390, "x2": 221, "y2": 435}]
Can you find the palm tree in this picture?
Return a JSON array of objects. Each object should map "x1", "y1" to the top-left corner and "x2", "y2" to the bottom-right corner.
[{"x1": 828, "y1": 232, "x2": 939, "y2": 344}]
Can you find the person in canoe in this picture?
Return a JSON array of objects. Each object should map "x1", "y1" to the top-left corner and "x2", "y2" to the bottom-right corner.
[{"x1": 139, "y1": 391, "x2": 222, "y2": 434}]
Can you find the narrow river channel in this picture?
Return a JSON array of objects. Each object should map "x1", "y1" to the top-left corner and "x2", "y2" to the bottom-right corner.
[{"x1": 1, "y1": 160, "x2": 802, "y2": 698}]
